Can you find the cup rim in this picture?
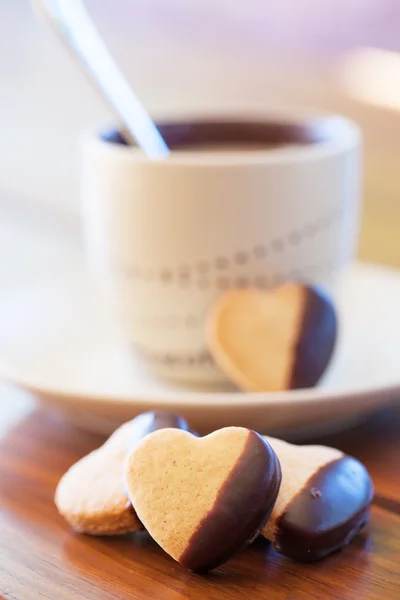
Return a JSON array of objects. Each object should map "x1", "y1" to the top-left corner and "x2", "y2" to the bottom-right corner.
[{"x1": 83, "y1": 109, "x2": 361, "y2": 167}]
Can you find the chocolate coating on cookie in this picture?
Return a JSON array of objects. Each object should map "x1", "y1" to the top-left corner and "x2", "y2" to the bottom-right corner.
[
  {"x1": 180, "y1": 431, "x2": 282, "y2": 572},
  {"x1": 130, "y1": 411, "x2": 190, "y2": 450},
  {"x1": 274, "y1": 456, "x2": 374, "y2": 561},
  {"x1": 290, "y1": 286, "x2": 337, "y2": 389}
]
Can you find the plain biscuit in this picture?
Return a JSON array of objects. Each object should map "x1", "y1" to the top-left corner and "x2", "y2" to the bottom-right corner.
[{"x1": 55, "y1": 421, "x2": 139, "y2": 535}]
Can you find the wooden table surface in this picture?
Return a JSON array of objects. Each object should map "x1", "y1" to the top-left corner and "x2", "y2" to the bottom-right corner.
[{"x1": 0, "y1": 406, "x2": 399, "y2": 600}]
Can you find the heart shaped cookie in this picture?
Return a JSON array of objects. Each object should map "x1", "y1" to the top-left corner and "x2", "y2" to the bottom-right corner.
[
  {"x1": 124, "y1": 427, "x2": 281, "y2": 572},
  {"x1": 207, "y1": 283, "x2": 337, "y2": 391},
  {"x1": 55, "y1": 411, "x2": 190, "y2": 535},
  {"x1": 262, "y1": 436, "x2": 374, "y2": 561}
]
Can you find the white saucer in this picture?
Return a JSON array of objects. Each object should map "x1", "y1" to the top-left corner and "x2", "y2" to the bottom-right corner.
[{"x1": 1, "y1": 261, "x2": 399, "y2": 439}]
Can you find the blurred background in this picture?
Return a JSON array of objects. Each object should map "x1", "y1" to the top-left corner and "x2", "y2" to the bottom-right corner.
[
  {"x1": 0, "y1": 0, "x2": 399, "y2": 429},
  {"x1": 1, "y1": 0, "x2": 400, "y2": 290}
]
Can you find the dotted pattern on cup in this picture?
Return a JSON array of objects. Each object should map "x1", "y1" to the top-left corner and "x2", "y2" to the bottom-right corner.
[
  {"x1": 135, "y1": 346, "x2": 214, "y2": 367},
  {"x1": 121, "y1": 258, "x2": 335, "y2": 332},
  {"x1": 114, "y1": 207, "x2": 341, "y2": 287}
]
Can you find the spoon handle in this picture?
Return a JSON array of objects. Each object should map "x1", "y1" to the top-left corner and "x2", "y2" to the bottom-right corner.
[{"x1": 34, "y1": 0, "x2": 170, "y2": 160}]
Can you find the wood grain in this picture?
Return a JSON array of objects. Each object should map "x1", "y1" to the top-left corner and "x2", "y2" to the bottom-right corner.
[{"x1": 0, "y1": 409, "x2": 399, "y2": 599}]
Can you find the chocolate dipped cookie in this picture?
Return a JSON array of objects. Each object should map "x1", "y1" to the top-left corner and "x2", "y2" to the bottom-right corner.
[
  {"x1": 125, "y1": 427, "x2": 282, "y2": 572},
  {"x1": 207, "y1": 283, "x2": 337, "y2": 391},
  {"x1": 55, "y1": 411, "x2": 190, "y2": 535},
  {"x1": 263, "y1": 436, "x2": 374, "y2": 561}
]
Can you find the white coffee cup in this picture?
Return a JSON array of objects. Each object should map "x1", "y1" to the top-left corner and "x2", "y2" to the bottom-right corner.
[{"x1": 81, "y1": 109, "x2": 361, "y2": 385}]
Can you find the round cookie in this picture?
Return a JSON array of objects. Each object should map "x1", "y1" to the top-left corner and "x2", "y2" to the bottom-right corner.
[
  {"x1": 55, "y1": 411, "x2": 190, "y2": 535},
  {"x1": 125, "y1": 427, "x2": 281, "y2": 572},
  {"x1": 207, "y1": 283, "x2": 337, "y2": 391}
]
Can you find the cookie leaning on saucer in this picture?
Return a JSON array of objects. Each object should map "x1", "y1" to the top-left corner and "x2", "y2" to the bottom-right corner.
[
  {"x1": 55, "y1": 411, "x2": 190, "y2": 535},
  {"x1": 125, "y1": 427, "x2": 282, "y2": 572},
  {"x1": 207, "y1": 283, "x2": 337, "y2": 391},
  {"x1": 262, "y1": 436, "x2": 374, "y2": 561}
]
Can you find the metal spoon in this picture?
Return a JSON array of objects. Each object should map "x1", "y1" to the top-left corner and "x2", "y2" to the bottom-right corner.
[{"x1": 33, "y1": 0, "x2": 170, "y2": 159}]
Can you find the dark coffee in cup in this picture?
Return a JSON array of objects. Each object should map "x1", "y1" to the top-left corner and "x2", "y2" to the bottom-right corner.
[{"x1": 101, "y1": 117, "x2": 336, "y2": 151}]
